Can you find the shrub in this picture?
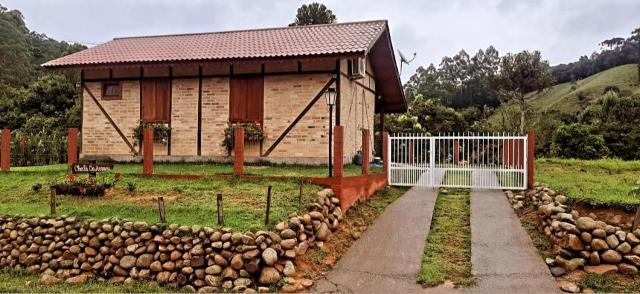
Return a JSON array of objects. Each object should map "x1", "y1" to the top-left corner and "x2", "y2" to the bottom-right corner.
[{"x1": 551, "y1": 123, "x2": 609, "y2": 159}]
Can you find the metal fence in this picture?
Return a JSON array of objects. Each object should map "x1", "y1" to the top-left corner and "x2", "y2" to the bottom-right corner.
[{"x1": 388, "y1": 133, "x2": 528, "y2": 190}]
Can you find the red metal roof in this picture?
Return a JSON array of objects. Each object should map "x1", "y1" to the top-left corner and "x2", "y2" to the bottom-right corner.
[{"x1": 42, "y1": 20, "x2": 387, "y2": 67}]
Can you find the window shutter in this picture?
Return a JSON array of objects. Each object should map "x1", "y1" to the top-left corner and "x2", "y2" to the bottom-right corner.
[
  {"x1": 142, "y1": 79, "x2": 171, "y2": 122},
  {"x1": 230, "y1": 76, "x2": 263, "y2": 122}
]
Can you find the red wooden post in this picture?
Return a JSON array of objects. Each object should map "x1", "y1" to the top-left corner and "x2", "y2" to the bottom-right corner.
[
  {"x1": 68, "y1": 128, "x2": 78, "y2": 167},
  {"x1": 453, "y1": 140, "x2": 460, "y2": 164},
  {"x1": 361, "y1": 129, "x2": 370, "y2": 175},
  {"x1": 527, "y1": 130, "x2": 535, "y2": 189},
  {"x1": 383, "y1": 132, "x2": 389, "y2": 175},
  {"x1": 143, "y1": 128, "x2": 154, "y2": 176},
  {"x1": 234, "y1": 127, "x2": 244, "y2": 176},
  {"x1": 333, "y1": 126, "x2": 344, "y2": 178},
  {"x1": 1, "y1": 129, "x2": 10, "y2": 172}
]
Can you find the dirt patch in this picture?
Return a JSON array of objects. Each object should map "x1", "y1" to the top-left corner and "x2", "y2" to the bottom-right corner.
[
  {"x1": 572, "y1": 202, "x2": 636, "y2": 228},
  {"x1": 119, "y1": 193, "x2": 179, "y2": 206}
]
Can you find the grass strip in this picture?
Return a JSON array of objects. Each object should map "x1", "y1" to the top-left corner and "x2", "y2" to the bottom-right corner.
[{"x1": 418, "y1": 189, "x2": 474, "y2": 287}]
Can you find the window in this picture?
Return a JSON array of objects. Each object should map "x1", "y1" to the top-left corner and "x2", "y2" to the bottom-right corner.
[
  {"x1": 142, "y1": 79, "x2": 171, "y2": 122},
  {"x1": 102, "y1": 82, "x2": 121, "y2": 100},
  {"x1": 230, "y1": 76, "x2": 263, "y2": 122}
]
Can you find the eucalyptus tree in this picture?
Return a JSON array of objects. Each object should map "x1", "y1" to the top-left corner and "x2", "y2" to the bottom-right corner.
[{"x1": 498, "y1": 50, "x2": 554, "y2": 134}]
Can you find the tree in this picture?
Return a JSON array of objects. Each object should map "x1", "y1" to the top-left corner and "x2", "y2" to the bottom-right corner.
[
  {"x1": 289, "y1": 3, "x2": 336, "y2": 26},
  {"x1": 631, "y1": 28, "x2": 640, "y2": 84},
  {"x1": 498, "y1": 50, "x2": 554, "y2": 134},
  {"x1": 599, "y1": 37, "x2": 625, "y2": 50}
]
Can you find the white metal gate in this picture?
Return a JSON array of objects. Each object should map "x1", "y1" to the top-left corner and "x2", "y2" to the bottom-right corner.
[{"x1": 388, "y1": 133, "x2": 528, "y2": 190}]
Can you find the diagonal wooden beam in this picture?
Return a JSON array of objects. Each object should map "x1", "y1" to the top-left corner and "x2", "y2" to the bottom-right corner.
[
  {"x1": 262, "y1": 77, "x2": 336, "y2": 157},
  {"x1": 83, "y1": 84, "x2": 138, "y2": 156}
]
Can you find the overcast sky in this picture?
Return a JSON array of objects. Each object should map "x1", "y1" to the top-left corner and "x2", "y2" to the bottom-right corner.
[{"x1": 3, "y1": 0, "x2": 639, "y2": 81}]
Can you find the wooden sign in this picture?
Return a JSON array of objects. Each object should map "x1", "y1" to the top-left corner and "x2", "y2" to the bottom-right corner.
[{"x1": 71, "y1": 163, "x2": 114, "y2": 174}]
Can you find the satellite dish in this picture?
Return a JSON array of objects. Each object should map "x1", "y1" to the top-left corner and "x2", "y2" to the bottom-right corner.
[{"x1": 398, "y1": 50, "x2": 417, "y2": 74}]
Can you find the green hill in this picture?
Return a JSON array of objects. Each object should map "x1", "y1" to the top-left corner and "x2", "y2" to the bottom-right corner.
[
  {"x1": 487, "y1": 64, "x2": 640, "y2": 128},
  {"x1": 528, "y1": 64, "x2": 639, "y2": 114}
]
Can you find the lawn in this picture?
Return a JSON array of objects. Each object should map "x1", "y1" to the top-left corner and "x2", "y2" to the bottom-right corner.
[
  {"x1": 418, "y1": 189, "x2": 474, "y2": 287},
  {"x1": 106, "y1": 162, "x2": 381, "y2": 177},
  {"x1": 0, "y1": 270, "x2": 165, "y2": 293},
  {"x1": 0, "y1": 163, "x2": 363, "y2": 231},
  {"x1": 536, "y1": 158, "x2": 640, "y2": 207}
]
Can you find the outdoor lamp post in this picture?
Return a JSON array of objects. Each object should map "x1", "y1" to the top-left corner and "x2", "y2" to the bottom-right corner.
[{"x1": 325, "y1": 87, "x2": 336, "y2": 177}]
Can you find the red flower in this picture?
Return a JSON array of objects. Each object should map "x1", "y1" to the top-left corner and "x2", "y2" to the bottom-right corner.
[
  {"x1": 66, "y1": 174, "x2": 76, "y2": 182},
  {"x1": 114, "y1": 173, "x2": 122, "y2": 182}
]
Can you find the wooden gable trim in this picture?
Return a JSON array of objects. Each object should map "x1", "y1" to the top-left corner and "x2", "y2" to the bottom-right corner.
[
  {"x1": 262, "y1": 77, "x2": 336, "y2": 157},
  {"x1": 82, "y1": 84, "x2": 138, "y2": 155}
]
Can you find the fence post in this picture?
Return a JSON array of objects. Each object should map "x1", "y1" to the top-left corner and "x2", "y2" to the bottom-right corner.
[
  {"x1": 68, "y1": 128, "x2": 78, "y2": 167},
  {"x1": 453, "y1": 140, "x2": 460, "y2": 164},
  {"x1": 333, "y1": 126, "x2": 344, "y2": 178},
  {"x1": 527, "y1": 130, "x2": 535, "y2": 189},
  {"x1": 216, "y1": 193, "x2": 224, "y2": 225},
  {"x1": 265, "y1": 186, "x2": 272, "y2": 225},
  {"x1": 234, "y1": 127, "x2": 244, "y2": 176},
  {"x1": 143, "y1": 128, "x2": 154, "y2": 176},
  {"x1": 361, "y1": 129, "x2": 370, "y2": 175},
  {"x1": 158, "y1": 196, "x2": 166, "y2": 223},
  {"x1": 50, "y1": 188, "x2": 57, "y2": 215},
  {"x1": 383, "y1": 132, "x2": 389, "y2": 175},
  {"x1": 1, "y1": 129, "x2": 10, "y2": 172}
]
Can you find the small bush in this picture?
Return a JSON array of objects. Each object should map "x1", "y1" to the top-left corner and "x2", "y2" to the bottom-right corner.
[
  {"x1": 126, "y1": 182, "x2": 136, "y2": 194},
  {"x1": 31, "y1": 183, "x2": 42, "y2": 193},
  {"x1": 551, "y1": 123, "x2": 609, "y2": 159}
]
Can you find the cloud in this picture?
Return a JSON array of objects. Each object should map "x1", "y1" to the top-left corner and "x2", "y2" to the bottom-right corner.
[{"x1": 5, "y1": 0, "x2": 639, "y2": 81}]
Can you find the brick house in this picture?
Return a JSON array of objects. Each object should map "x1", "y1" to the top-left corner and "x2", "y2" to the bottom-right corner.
[{"x1": 43, "y1": 20, "x2": 406, "y2": 164}]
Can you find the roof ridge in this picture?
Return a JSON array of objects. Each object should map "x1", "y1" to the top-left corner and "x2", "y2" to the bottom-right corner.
[{"x1": 113, "y1": 19, "x2": 388, "y2": 41}]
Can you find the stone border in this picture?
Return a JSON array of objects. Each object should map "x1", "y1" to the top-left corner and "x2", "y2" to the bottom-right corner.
[
  {"x1": 0, "y1": 189, "x2": 342, "y2": 293},
  {"x1": 506, "y1": 186, "x2": 640, "y2": 280}
]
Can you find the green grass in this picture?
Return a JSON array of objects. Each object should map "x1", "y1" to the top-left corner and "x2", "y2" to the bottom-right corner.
[
  {"x1": 0, "y1": 270, "x2": 166, "y2": 293},
  {"x1": 578, "y1": 273, "x2": 640, "y2": 293},
  {"x1": 66, "y1": 162, "x2": 379, "y2": 177},
  {"x1": 418, "y1": 189, "x2": 474, "y2": 287},
  {"x1": 0, "y1": 164, "x2": 331, "y2": 231},
  {"x1": 441, "y1": 170, "x2": 472, "y2": 187},
  {"x1": 520, "y1": 219, "x2": 553, "y2": 259},
  {"x1": 536, "y1": 158, "x2": 640, "y2": 207}
]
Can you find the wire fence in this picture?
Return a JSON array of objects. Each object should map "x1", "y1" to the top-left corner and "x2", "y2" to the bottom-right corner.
[{"x1": 9, "y1": 130, "x2": 69, "y2": 167}]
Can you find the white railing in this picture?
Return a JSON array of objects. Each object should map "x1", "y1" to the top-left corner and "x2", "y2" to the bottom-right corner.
[{"x1": 388, "y1": 133, "x2": 528, "y2": 190}]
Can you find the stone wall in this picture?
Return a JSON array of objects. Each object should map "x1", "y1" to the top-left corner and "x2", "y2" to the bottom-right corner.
[
  {"x1": 507, "y1": 186, "x2": 640, "y2": 277},
  {"x1": 0, "y1": 189, "x2": 342, "y2": 292}
]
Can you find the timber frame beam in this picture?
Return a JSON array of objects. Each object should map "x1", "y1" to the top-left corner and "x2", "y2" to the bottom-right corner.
[
  {"x1": 262, "y1": 77, "x2": 337, "y2": 157},
  {"x1": 82, "y1": 84, "x2": 138, "y2": 155}
]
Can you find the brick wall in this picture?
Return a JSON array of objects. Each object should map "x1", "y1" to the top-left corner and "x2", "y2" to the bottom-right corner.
[
  {"x1": 339, "y1": 59, "x2": 376, "y2": 161},
  {"x1": 201, "y1": 77, "x2": 229, "y2": 157},
  {"x1": 263, "y1": 74, "x2": 333, "y2": 159},
  {"x1": 81, "y1": 81, "x2": 139, "y2": 156},
  {"x1": 80, "y1": 58, "x2": 377, "y2": 163},
  {"x1": 170, "y1": 79, "x2": 198, "y2": 156}
]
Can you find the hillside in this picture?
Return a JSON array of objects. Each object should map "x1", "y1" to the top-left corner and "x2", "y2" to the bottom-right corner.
[
  {"x1": 528, "y1": 64, "x2": 639, "y2": 114},
  {"x1": 487, "y1": 64, "x2": 640, "y2": 129}
]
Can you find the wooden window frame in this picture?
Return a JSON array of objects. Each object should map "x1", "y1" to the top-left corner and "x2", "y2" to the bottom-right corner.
[{"x1": 101, "y1": 81, "x2": 122, "y2": 100}]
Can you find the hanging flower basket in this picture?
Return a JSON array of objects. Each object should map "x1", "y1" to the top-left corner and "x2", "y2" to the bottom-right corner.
[
  {"x1": 133, "y1": 122, "x2": 171, "y2": 146},
  {"x1": 222, "y1": 121, "x2": 266, "y2": 154}
]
